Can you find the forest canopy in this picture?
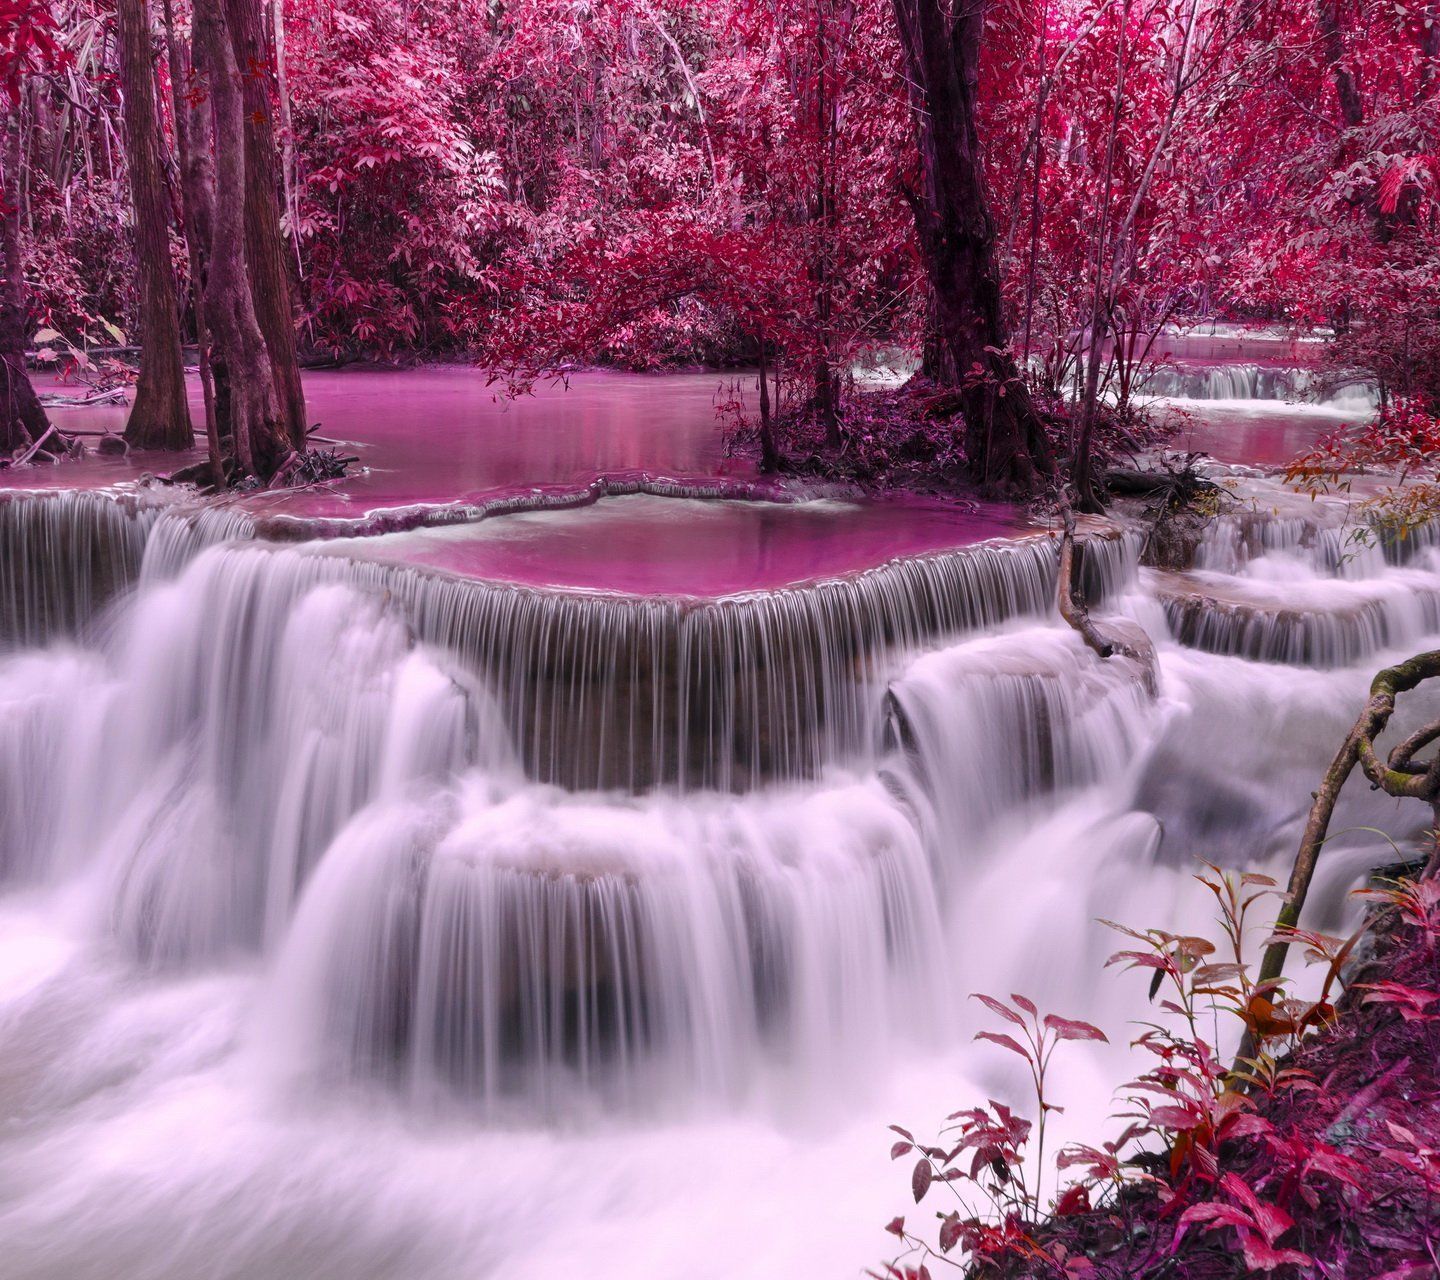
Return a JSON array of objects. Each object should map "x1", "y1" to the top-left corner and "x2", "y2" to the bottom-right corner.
[{"x1": 2, "y1": 0, "x2": 1437, "y2": 487}]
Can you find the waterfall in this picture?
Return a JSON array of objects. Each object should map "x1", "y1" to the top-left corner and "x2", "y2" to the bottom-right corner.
[
  {"x1": 1142, "y1": 363, "x2": 1302, "y2": 401},
  {"x1": 1167, "y1": 505, "x2": 1440, "y2": 665},
  {"x1": 1136, "y1": 362, "x2": 1379, "y2": 408},
  {"x1": 2, "y1": 479, "x2": 1438, "y2": 1279},
  {"x1": 261, "y1": 775, "x2": 946, "y2": 1111},
  {"x1": 0, "y1": 489, "x2": 1147, "y2": 1111},
  {"x1": 0, "y1": 490, "x2": 157, "y2": 645},
  {"x1": 0, "y1": 490, "x2": 1139, "y2": 791}
]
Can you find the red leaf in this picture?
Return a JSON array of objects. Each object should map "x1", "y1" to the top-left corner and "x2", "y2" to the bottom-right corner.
[
  {"x1": 911, "y1": 1158, "x2": 933, "y2": 1203},
  {"x1": 1044, "y1": 1015, "x2": 1108, "y2": 1043},
  {"x1": 1148, "y1": 1104, "x2": 1201, "y2": 1130},
  {"x1": 938, "y1": 1212, "x2": 962, "y2": 1252},
  {"x1": 971, "y1": 993, "x2": 1026, "y2": 1026},
  {"x1": 974, "y1": 1031, "x2": 1030, "y2": 1059}
]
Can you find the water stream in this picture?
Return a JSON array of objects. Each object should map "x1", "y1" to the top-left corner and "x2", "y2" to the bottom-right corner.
[{"x1": 0, "y1": 371, "x2": 1429, "y2": 1279}]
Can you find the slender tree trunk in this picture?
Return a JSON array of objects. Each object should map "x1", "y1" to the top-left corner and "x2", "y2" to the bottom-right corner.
[
  {"x1": 1316, "y1": 0, "x2": 1365, "y2": 129},
  {"x1": 162, "y1": 0, "x2": 224, "y2": 483},
  {"x1": 0, "y1": 111, "x2": 50, "y2": 455},
  {"x1": 1072, "y1": 6, "x2": 1130, "y2": 513},
  {"x1": 756, "y1": 330, "x2": 779, "y2": 471},
  {"x1": 195, "y1": 0, "x2": 289, "y2": 478},
  {"x1": 811, "y1": 1, "x2": 840, "y2": 447},
  {"x1": 227, "y1": 0, "x2": 307, "y2": 447},
  {"x1": 117, "y1": 0, "x2": 193, "y2": 450},
  {"x1": 269, "y1": 0, "x2": 301, "y2": 271},
  {"x1": 892, "y1": 0, "x2": 1054, "y2": 496}
]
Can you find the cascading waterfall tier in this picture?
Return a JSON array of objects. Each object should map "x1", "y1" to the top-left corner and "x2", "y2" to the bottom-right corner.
[
  {"x1": 0, "y1": 483, "x2": 1138, "y2": 790},
  {"x1": 334, "y1": 530, "x2": 1131, "y2": 790},
  {"x1": 262, "y1": 777, "x2": 948, "y2": 1110},
  {"x1": 1158, "y1": 504, "x2": 1440, "y2": 666},
  {"x1": 0, "y1": 493, "x2": 1154, "y2": 1110},
  {"x1": 259, "y1": 625, "x2": 1156, "y2": 1109},
  {"x1": 0, "y1": 488, "x2": 257, "y2": 646},
  {"x1": 1193, "y1": 508, "x2": 1440, "y2": 578},
  {"x1": 880, "y1": 628, "x2": 1156, "y2": 885},
  {"x1": 1156, "y1": 568, "x2": 1440, "y2": 667},
  {"x1": 1137, "y1": 362, "x2": 1378, "y2": 408},
  {"x1": 9, "y1": 476, "x2": 1434, "y2": 1120},
  {"x1": 0, "y1": 490, "x2": 157, "y2": 645}
]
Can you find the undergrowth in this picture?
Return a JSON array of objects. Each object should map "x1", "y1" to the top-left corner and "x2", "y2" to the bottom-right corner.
[{"x1": 877, "y1": 865, "x2": 1440, "y2": 1279}]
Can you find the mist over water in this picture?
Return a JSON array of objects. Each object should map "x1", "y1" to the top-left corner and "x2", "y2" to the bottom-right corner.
[{"x1": 0, "y1": 386, "x2": 1432, "y2": 1277}]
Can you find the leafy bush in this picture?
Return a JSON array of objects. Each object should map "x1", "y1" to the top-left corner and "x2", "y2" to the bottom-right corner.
[{"x1": 877, "y1": 866, "x2": 1440, "y2": 1279}]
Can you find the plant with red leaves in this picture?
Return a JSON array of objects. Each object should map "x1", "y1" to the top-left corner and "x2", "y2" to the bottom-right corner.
[
  {"x1": 1287, "y1": 400, "x2": 1440, "y2": 552},
  {"x1": 1174, "y1": 1173, "x2": 1313, "y2": 1274},
  {"x1": 877, "y1": 995, "x2": 1107, "y2": 1277},
  {"x1": 876, "y1": 856, "x2": 1440, "y2": 1277}
]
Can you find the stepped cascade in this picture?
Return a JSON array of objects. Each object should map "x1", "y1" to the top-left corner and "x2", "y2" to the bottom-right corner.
[
  {"x1": 0, "y1": 462, "x2": 1434, "y2": 1278},
  {"x1": 8, "y1": 0, "x2": 1434, "y2": 1256}
]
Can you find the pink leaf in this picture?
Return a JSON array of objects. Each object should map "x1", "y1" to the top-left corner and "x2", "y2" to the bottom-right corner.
[
  {"x1": 971, "y1": 993, "x2": 1026, "y2": 1026},
  {"x1": 912, "y1": 1158, "x2": 933, "y2": 1203},
  {"x1": 974, "y1": 1031, "x2": 1030, "y2": 1060},
  {"x1": 1044, "y1": 1015, "x2": 1108, "y2": 1043}
]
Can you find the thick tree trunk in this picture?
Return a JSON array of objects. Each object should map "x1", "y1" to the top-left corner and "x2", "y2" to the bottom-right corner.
[
  {"x1": 195, "y1": 0, "x2": 289, "y2": 479},
  {"x1": 892, "y1": 0, "x2": 1053, "y2": 497},
  {"x1": 0, "y1": 112, "x2": 50, "y2": 456},
  {"x1": 117, "y1": 0, "x2": 193, "y2": 451},
  {"x1": 227, "y1": 0, "x2": 307, "y2": 447}
]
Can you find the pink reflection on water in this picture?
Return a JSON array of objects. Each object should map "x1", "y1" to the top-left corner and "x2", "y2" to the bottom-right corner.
[
  {"x1": 346, "y1": 495, "x2": 1023, "y2": 596},
  {"x1": 11, "y1": 368, "x2": 749, "y2": 511},
  {"x1": 1164, "y1": 401, "x2": 1354, "y2": 466},
  {"x1": 8, "y1": 365, "x2": 1353, "y2": 510}
]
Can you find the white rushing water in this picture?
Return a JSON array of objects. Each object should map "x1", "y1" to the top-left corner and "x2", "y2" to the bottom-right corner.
[{"x1": 0, "y1": 483, "x2": 1436, "y2": 1279}]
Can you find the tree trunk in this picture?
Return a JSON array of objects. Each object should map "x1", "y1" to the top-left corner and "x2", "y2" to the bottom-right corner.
[
  {"x1": 892, "y1": 0, "x2": 1054, "y2": 497},
  {"x1": 1072, "y1": 10, "x2": 1129, "y2": 514},
  {"x1": 117, "y1": 0, "x2": 193, "y2": 451},
  {"x1": 227, "y1": 0, "x2": 307, "y2": 447},
  {"x1": 195, "y1": 0, "x2": 289, "y2": 479},
  {"x1": 1316, "y1": 0, "x2": 1365, "y2": 129},
  {"x1": 807, "y1": 0, "x2": 842, "y2": 448},
  {"x1": 162, "y1": 0, "x2": 224, "y2": 483},
  {"x1": 0, "y1": 111, "x2": 49, "y2": 456},
  {"x1": 757, "y1": 331, "x2": 779, "y2": 471}
]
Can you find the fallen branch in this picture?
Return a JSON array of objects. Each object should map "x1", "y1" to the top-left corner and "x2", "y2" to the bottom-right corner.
[
  {"x1": 38, "y1": 388, "x2": 128, "y2": 407},
  {"x1": 12, "y1": 425, "x2": 65, "y2": 466},
  {"x1": 1058, "y1": 503, "x2": 1117, "y2": 659},
  {"x1": 1056, "y1": 499, "x2": 1157, "y2": 689}
]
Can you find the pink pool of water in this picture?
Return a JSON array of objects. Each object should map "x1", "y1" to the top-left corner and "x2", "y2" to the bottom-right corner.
[
  {"x1": 9, "y1": 364, "x2": 1353, "y2": 518},
  {"x1": 337, "y1": 493, "x2": 1024, "y2": 596},
  {"x1": 12, "y1": 368, "x2": 752, "y2": 515},
  {"x1": 1160, "y1": 400, "x2": 1354, "y2": 466}
]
